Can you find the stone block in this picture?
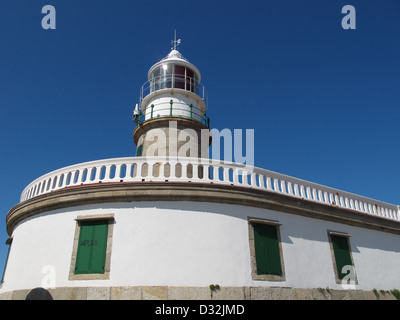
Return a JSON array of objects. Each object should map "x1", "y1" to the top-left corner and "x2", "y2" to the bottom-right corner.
[
  {"x1": 243, "y1": 287, "x2": 251, "y2": 300},
  {"x1": 211, "y1": 287, "x2": 244, "y2": 300},
  {"x1": 142, "y1": 286, "x2": 168, "y2": 300},
  {"x1": 168, "y1": 287, "x2": 210, "y2": 300},
  {"x1": 249, "y1": 287, "x2": 271, "y2": 300},
  {"x1": 269, "y1": 287, "x2": 294, "y2": 300},
  {"x1": 363, "y1": 291, "x2": 378, "y2": 300},
  {"x1": 111, "y1": 286, "x2": 142, "y2": 300},
  {"x1": 11, "y1": 289, "x2": 30, "y2": 300},
  {"x1": 0, "y1": 291, "x2": 13, "y2": 300},
  {"x1": 373, "y1": 290, "x2": 397, "y2": 300},
  {"x1": 87, "y1": 287, "x2": 110, "y2": 300},
  {"x1": 311, "y1": 288, "x2": 331, "y2": 300},
  {"x1": 49, "y1": 287, "x2": 87, "y2": 300},
  {"x1": 292, "y1": 288, "x2": 314, "y2": 300},
  {"x1": 330, "y1": 289, "x2": 351, "y2": 300}
]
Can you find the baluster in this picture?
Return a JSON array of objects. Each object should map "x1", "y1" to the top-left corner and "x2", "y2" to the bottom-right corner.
[
  {"x1": 311, "y1": 188, "x2": 316, "y2": 201},
  {"x1": 223, "y1": 167, "x2": 230, "y2": 183},
  {"x1": 334, "y1": 194, "x2": 340, "y2": 206},
  {"x1": 135, "y1": 162, "x2": 143, "y2": 179},
  {"x1": 279, "y1": 180, "x2": 285, "y2": 193},
  {"x1": 266, "y1": 177, "x2": 272, "y2": 190},
  {"x1": 169, "y1": 161, "x2": 177, "y2": 179},
  {"x1": 306, "y1": 187, "x2": 312, "y2": 199},
  {"x1": 329, "y1": 193, "x2": 335, "y2": 205},
  {"x1": 274, "y1": 179, "x2": 280, "y2": 192},
  {"x1": 317, "y1": 190, "x2": 323, "y2": 202},
  {"x1": 93, "y1": 166, "x2": 101, "y2": 182},
  {"x1": 259, "y1": 175, "x2": 265, "y2": 189},
  {"x1": 250, "y1": 172, "x2": 256, "y2": 187},
  {"x1": 287, "y1": 182, "x2": 293, "y2": 195},
  {"x1": 293, "y1": 183, "x2": 299, "y2": 197},
  {"x1": 181, "y1": 163, "x2": 188, "y2": 179},
  {"x1": 232, "y1": 168, "x2": 238, "y2": 184},
  {"x1": 300, "y1": 185, "x2": 306, "y2": 198},
  {"x1": 344, "y1": 197, "x2": 349, "y2": 209},
  {"x1": 322, "y1": 191, "x2": 328, "y2": 204},
  {"x1": 213, "y1": 166, "x2": 219, "y2": 182},
  {"x1": 36, "y1": 183, "x2": 42, "y2": 195},
  {"x1": 384, "y1": 208, "x2": 389, "y2": 218},
  {"x1": 240, "y1": 169, "x2": 245, "y2": 185},
  {"x1": 114, "y1": 164, "x2": 121, "y2": 180},
  {"x1": 159, "y1": 162, "x2": 165, "y2": 179}
]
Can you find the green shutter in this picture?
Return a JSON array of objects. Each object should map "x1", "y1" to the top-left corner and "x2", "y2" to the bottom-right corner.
[
  {"x1": 1, "y1": 244, "x2": 11, "y2": 283},
  {"x1": 253, "y1": 223, "x2": 282, "y2": 276},
  {"x1": 331, "y1": 235, "x2": 353, "y2": 280},
  {"x1": 75, "y1": 220, "x2": 108, "y2": 274}
]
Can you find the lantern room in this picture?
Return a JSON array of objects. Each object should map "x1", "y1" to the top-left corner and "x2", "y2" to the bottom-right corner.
[{"x1": 138, "y1": 48, "x2": 208, "y2": 123}]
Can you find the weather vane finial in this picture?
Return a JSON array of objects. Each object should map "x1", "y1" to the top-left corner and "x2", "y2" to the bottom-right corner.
[{"x1": 171, "y1": 30, "x2": 181, "y2": 50}]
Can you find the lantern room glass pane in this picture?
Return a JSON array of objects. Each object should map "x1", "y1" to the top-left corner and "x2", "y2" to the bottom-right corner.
[
  {"x1": 151, "y1": 68, "x2": 160, "y2": 92},
  {"x1": 160, "y1": 64, "x2": 172, "y2": 89},
  {"x1": 174, "y1": 65, "x2": 185, "y2": 89},
  {"x1": 186, "y1": 68, "x2": 194, "y2": 92}
]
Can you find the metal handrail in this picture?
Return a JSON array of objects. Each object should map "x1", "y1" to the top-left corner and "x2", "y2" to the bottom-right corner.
[
  {"x1": 136, "y1": 101, "x2": 210, "y2": 128},
  {"x1": 139, "y1": 75, "x2": 208, "y2": 109}
]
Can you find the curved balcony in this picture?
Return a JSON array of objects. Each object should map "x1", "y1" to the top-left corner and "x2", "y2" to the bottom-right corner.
[
  {"x1": 139, "y1": 75, "x2": 208, "y2": 111},
  {"x1": 19, "y1": 156, "x2": 399, "y2": 222}
]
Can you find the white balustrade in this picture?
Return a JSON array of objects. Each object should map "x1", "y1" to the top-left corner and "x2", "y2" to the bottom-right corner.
[{"x1": 19, "y1": 156, "x2": 400, "y2": 222}]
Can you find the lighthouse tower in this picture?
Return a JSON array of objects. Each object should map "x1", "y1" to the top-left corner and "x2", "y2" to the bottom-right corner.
[{"x1": 133, "y1": 37, "x2": 210, "y2": 159}]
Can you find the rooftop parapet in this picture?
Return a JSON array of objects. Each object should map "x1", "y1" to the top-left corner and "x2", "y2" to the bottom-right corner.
[{"x1": 18, "y1": 156, "x2": 399, "y2": 222}]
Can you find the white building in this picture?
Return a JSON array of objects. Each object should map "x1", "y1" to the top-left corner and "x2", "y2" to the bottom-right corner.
[{"x1": 0, "y1": 44, "x2": 399, "y2": 300}]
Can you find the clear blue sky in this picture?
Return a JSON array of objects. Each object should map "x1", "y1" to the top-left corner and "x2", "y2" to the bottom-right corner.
[{"x1": 0, "y1": 0, "x2": 399, "y2": 276}]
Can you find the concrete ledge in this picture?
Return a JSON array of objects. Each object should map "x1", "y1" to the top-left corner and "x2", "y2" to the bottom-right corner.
[
  {"x1": 0, "y1": 286, "x2": 397, "y2": 300},
  {"x1": 6, "y1": 182, "x2": 400, "y2": 236}
]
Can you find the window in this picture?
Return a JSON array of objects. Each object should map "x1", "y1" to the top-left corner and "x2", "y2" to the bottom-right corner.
[
  {"x1": 69, "y1": 214, "x2": 114, "y2": 280},
  {"x1": 186, "y1": 68, "x2": 194, "y2": 92},
  {"x1": 248, "y1": 218, "x2": 285, "y2": 281},
  {"x1": 136, "y1": 144, "x2": 143, "y2": 157},
  {"x1": 150, "y1": 64, "x2": 199, "y2": 94},
  {"x1": 151, "y1": 68, "x2": 160, "y2": 92},
  {"x1": 1, "y1": 237, "x2": 12, "y2": 285},
  {"x1": 328, "y1": 231, "x2": 357, "y2": 284},
  {"x1": 174, "y1": 65, "x2": 185, "y2": 89},
  {"x1": 160, "y1": 64, "x2": 172, "y2": 89}
]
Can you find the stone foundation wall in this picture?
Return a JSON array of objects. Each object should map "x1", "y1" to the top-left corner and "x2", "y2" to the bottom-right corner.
[{"x1": 0, "y1": 286, "x2": 397, "y2": 300}]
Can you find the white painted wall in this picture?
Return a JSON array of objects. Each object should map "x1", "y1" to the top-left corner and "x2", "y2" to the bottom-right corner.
[
  {"x1": 1, "y1": 200, "x2": 400, "y2": 293},
  {"x1": 143, "y1": 93, "x2": 204, "y2": 121}
]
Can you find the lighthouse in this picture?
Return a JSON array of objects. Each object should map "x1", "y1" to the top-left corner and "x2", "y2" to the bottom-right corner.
[
  {"x1": 1, "y1": 38, "x2": 400, "y2": 300},
  {"x1": 133, "y1": 37, "x2": 210, "y2": 159}
]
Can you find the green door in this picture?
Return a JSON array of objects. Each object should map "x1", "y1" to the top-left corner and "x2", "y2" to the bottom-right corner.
[{"x1": 75, "y1": 220, "x2": 108, "y2": 274}]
